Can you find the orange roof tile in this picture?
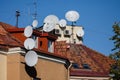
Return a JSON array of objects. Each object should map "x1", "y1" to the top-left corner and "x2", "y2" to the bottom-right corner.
[
  {"x1": 0, "y1": 22, "x2": 24, "y2": 49},
  {"x1": 0, "y1": 22, "x2": 115, "y2": 77},
  {"x1": 54, "y1": 41, "x2": 115, "y2": 76},
  {"x1": 0, "y1": 22, "x2": 69, "y2": 61},
  {"x1": 0, "y1": 22, "x2": 18, "y2": 30}
]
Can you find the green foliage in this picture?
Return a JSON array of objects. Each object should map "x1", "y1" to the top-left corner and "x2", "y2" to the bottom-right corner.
[
  {"x1": 110, "y1": 22, "x2": 120, "y2": 52},
  {"x1": 109, "y1": 22, "x2": 120, "y2": 80}
]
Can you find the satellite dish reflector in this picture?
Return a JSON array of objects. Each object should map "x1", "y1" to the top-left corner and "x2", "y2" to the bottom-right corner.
[
  {"x1": 43, "y1": 23, "x2": 55, "y2": 32},
  {"x1": 76, "y1": 28, "x2": 84, "y2": 37},
  {"x1": 24, "y1": 38, "x2": 35, "y2": 50},
  {"x1": 25, "y1": 50, "x2": 38, "y2": 67},
  {"x1": 32, "y1": 19, "x2": 38, "y2": 28},
  {"x1": 44, "y1": 15, "x2": 59, "y2": 24},
  {"x1": 65, "y1": 10, "x2": 80, "y2": 22},
  {"x1": 59, "y1": 19, "x2": 67, "y2": 27},
  {"x1": 24, "y1": 25, "x2": 33, "y2": 37}
]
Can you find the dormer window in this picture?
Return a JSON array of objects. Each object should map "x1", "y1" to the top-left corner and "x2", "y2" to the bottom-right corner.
[
  {"x1": 82, "y1": 64, "x2": 91, "y2": 69},
  {"x1": 72, "y1": 63, "x2": 80, "y2": 69}
]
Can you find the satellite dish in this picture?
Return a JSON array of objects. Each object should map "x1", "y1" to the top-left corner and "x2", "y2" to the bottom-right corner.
[
  {"x1": 65, "y1": 10, "x2": 80, "y2": 22},
  {"x1": 44, "y1": 15, "x2": 59, "y2": 24},
  {"x1": 24, "y1": 25, "x2": 33, "y2": 37},
  {"x1": 24, "y1": 38, "x2": 35, "y2": 50},
  {"x1": 32, "y1": 19, "x2": 38, "y2": 28},
  {"x1": 59, "y1": 19, "x2": 67, "y2": 27},
  {"x1": 76, "y1": 28, "x2": 84, "y2": 37},
  {"x1": 43, "y1": 23, "x2": 55, "y2": 32},
  {"x1": 25, "y1": 50, "x2": 38, "y2": 67}
]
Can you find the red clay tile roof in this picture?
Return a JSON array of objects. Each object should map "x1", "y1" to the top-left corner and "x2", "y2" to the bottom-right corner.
[
  {"x1": 0, "y1": 22, "x2": 69, "y2": 61},
  {"x1": 0, "y1": 22, "x2": 115, "y2": 77},
  {"x1": 0, "y1": 22, "x2": 23, "y2": 48},
  {"x1": 54, "y1": 41, "x2": 115, "y2": 77},
  {"x1": 0, "y1": 22, "x2": 18, "y2": 30}
]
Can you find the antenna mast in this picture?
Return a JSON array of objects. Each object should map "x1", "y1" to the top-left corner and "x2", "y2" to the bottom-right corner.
[
  {"x1": 16, "y1": 10, "x2": 20, "y2": 27},
  {"x1": 33, "y1": 0, "x2": 37, "y2": 19}
]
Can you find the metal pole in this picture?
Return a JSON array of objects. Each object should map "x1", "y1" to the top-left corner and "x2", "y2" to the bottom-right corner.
[
  {"x1": 16, "y1": 10, "x2": 20, "y2": 27},
  {"x1": 71, "y1": 22, "x2": 74, "y2": 43}
]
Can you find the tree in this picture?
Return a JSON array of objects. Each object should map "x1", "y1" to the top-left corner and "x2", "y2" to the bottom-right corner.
[{"x1": 109, "y1": 22, "x2": 120, "y2": 80}]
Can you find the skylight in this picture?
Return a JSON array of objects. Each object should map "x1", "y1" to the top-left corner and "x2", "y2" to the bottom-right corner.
[
  {"x1": 82, "y1": 64, "x2": 91, "y2": 69},
  {"x1": 72, "y1": 63, "x2": 80, "y2": 69}
]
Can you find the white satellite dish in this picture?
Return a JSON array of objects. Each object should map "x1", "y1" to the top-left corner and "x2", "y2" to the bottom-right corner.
[
  {"x1": 44, "y1": 15, "x2": 59, "y2": 24},
  {"x1": 43, "y1": 23, "x2": 55, "y2": 32},
  {"x1": 24, "y1": 38, "x2": 35, "y2": 50},
  {"x1": 32, "y1": 19, "x2": 38, "y2": 28},
  {"x1": 76, "y1": 28, "x2": 84, "y2": 37},
  {"x1": 25, "y1": 50, "x2": 38, "y2": 67},
  {"x1": 59, "y1": 19, "x2": 67, "y2": 27},
  {"x1": 65, "y1": 10, "x2": 80, "y2": 22},
  {"x1": 24, "y1": 25, "x2": 33, "y2": 37}
]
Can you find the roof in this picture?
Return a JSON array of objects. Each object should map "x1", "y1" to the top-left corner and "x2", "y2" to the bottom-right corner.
[
  {"x1": 0, "y1": 22, "x2": 115, "y2": 77},
  {"x1": 0, "y1": 22, "x2": 69, "y2": 61},
  {"x1": 0, "y1": 22, "x2": 23, "y2": 49},
  {"x1": 54, "y1": 41, "x2": 115, "y2": 77}
]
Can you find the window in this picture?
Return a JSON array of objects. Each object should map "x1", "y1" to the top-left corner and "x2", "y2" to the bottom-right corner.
[
  {"x1": 48, "y1": 40, "x2": 54, "y2": 53},
  {"x1": 32, "y1": 35, "x2": 38, "y2": 48},
  {"x1": 72, "y1": 63, "x2": 80, "y2": 69},
  {"x1": 39, "y1": 41, "x2": 42, "y2": 47},
  {"x1": 82, "y1": 64, "x2": 91, "y2": 69},
  {"x1": 55, "y1": 29, "x2": 61, "y2": 35}
]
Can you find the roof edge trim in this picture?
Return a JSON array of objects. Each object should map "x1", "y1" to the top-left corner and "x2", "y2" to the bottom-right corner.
[
  {"x1": 70, "y1": 76, "x2": 109, "y2": 79},
  {"x1": 0, "y1": 47, "x2": 25, "y2": 54},
  {"x1": 38, "y1": 55, "x2": 66, "y2": 64}
]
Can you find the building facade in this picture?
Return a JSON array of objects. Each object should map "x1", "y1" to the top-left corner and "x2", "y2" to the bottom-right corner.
[
  {"x1": 54, "y1": 25, "x2": 84, "y2": 44},
  {"x1": 0, "y1": 22, "x2": 115, "y2": 80},
  {"x1": 54, "y1": 41, "x2": 115, "y2": 80},
  {"x1": 0, "y1": 22, "x2": 70, "y2": 80}
]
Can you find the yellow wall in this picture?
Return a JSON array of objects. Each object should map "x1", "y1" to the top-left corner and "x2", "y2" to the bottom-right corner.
[
  {"x1": 20, "y1": 55, "x2": 68, "y2": 80},
  {"x1": 7, "y1": 53, "x2": 21, "y2": 80},
  {"x1": 36, "y1": 58, "x2": 68, "y2": 80},
  {"x1": 0, "y1": 54, "x2": 7, "y2": 80},
  {"x1": 0, "y1": 52, "x2": 68, "y2": 80}
]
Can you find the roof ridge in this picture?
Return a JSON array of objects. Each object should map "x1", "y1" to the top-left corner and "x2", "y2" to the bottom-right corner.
[{"x1": 0, "y1": 22, "x2": 17, "y2": 30}]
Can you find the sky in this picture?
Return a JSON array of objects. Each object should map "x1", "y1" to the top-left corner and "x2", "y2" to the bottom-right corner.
[{"x1": 0, "y1": 0, "x2": 120, "y2": 56}]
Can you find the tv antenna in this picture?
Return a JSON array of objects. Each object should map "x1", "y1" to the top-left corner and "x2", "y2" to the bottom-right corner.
[
  {"x1": 76, "y1": 28, "x2": 84, "y2": 37},
  {"x1": 65, "y1": 10, "x2": 80, "y2": 43},
  {"x1": 59, "y1": 19, "x2": 67, "y2": 28},
  {"x1": 43, "y1": 15, "x2": 59, "y2": 32},
  {"x1": 65, "y1": 10, "x2": 80, "y2": 23},
  {"x1": 33, "y1": 0, "x2": 37, "y2": 19},
  {"x1": 24, "y1": 23, "x2": 38, "y2": 67},
  {"x1": 31, "y1": 0, "x2": 39, "y2": 28},
  {"x1": 24, "y1": 38, "x2": 35, "y2": 50},
  {"x1": 25, "y1": 50, "x2": 38, "y2": 67},
  {"x1": 24, "y1": 25, "x2": 33, "y2": 37},
  {"x1": 43, "y1": 15, "x2": 59, "y2": 24}
]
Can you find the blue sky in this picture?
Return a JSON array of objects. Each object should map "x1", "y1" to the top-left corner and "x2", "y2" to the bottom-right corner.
[{"x1": 0, "y1": 0, "x2": 120, "y2": 56}]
